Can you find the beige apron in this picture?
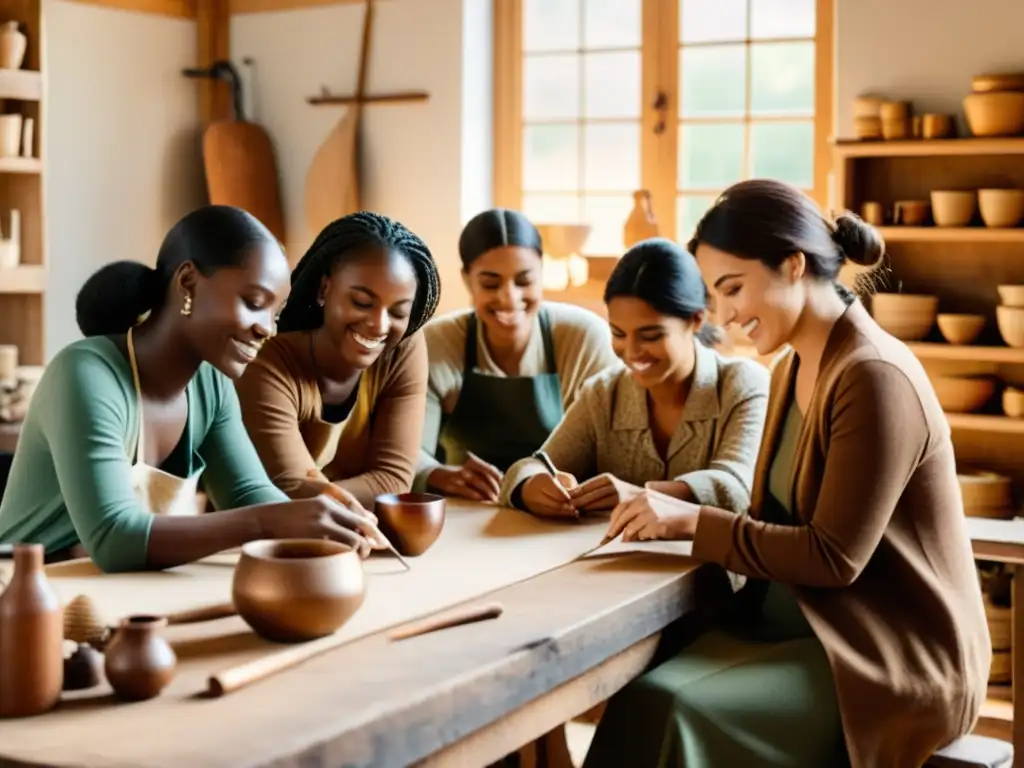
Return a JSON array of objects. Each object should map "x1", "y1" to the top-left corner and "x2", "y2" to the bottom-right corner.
[{"x1": 126, "y1": 326, "x2": 203, "y2": 517}]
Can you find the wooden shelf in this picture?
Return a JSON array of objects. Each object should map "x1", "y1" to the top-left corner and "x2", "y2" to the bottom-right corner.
[
  {"x1": 0, "y1": 156, "x2": 41, "y2": 174},
  {"x1": 0, "y1": 70, "x2": 41, "y2": 101},
  {"x1": 946, "y1": 414, "x2": 1024, "y2": 434},
  {"x1": 834, "y1": 137, "x2": 1024, "y2": 159},
  {"x1": 880, "y1": 226, "x2": 1024, "y2": 243},
  {"x1": 0, "y1": 265, "x2": 45, "y2": 293},
  {"x1": 907, "y1": 343, "x2": 1024, "y2": 363}
]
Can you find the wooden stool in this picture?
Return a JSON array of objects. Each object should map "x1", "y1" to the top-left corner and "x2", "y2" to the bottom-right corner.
[{"x1": 925, "y1": 734, "x2": 1013, "y2": 768}]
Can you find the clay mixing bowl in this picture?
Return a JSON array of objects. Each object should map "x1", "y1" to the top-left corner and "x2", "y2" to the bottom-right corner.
[
  {"x1": 374, "y1": 492, "x2": 446, "y2": 556},
  {"x1": 232, "y1": 539, "x2": 366, "y2": 643}
]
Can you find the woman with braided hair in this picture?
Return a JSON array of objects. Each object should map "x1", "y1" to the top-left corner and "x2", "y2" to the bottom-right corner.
[
  {"x1": 235, "y1": 211, "x2": 440, "y2": 510},
  {"x1": 0, "y1": 206, "x2": 380, "y2": 573}
]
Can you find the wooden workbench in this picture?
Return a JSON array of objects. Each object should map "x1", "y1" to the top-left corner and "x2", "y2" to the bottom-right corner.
[{"x1": 0, "y1": 503, "x2": 722, "y2": 768}]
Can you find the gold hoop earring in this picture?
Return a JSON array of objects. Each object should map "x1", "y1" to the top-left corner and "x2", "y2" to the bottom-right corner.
[{"x1": 181, "y1": 294, "x2": 193, "y2": 316}]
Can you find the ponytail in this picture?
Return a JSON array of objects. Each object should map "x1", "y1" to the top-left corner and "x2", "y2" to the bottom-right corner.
[{"x1": 76, "y1": 261, "x2": 162, "y2": 337}]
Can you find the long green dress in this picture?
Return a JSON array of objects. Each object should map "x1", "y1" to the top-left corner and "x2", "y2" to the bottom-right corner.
[{"x1": 582, "y1": 403, "x2": 850, "y2": 768}]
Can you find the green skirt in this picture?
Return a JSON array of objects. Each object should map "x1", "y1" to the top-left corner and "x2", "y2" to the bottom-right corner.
[{"x1": 582, "y1": 582, "x2": 849, "y2": 768}]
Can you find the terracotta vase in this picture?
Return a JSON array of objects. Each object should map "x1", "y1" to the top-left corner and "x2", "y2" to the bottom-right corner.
[
  {"x1": 0, "y1": 21, "x2": 26, "y2": 70},
  {"x1": 103, "y1": 616, "x2": 177, "y2": 701},
  {"x1": 374, "y1": 492, "x2": 446, "y2": 556},
  {"x1": 0, "y1": 543, "x2": 64, "y2": 718},
  {"x1": 232, "y1": 539, "x2": 366, "y2": 643}
]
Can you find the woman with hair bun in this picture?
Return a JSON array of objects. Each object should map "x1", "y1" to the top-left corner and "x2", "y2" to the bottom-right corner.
[
  {"x1": 500, "y1": 237, "x2": 768, "y2": 520},
  {"x1": 415, "y1": 208, "x2": 618, "y2": 502},
  {"x1": 583, "y1": 180, "x2": 990, "y2": 768},
  {"x1": 0, "y1": 206, "x2": 379, "y2": 573}
]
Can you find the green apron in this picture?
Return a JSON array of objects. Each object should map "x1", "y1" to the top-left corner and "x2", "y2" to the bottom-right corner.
[{"x1": 438, "y1": 309, "x2": 563, "y2": 473}]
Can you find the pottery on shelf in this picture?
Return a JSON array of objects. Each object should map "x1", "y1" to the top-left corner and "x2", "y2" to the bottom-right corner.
[
  {"x1": 232, "y1": 539, "x2": 366, "y2": 643},
  {"x1": 374, "y1": 492, "x2": 446, "y2": 556},
  {"x1": 0, "y1": 543, "x2": 64, "y2": 718},
  {"x1": 0, "y1": 21, "x2": 25, "y2": 71},
  {"x1": 103, "y1": 615, "x2": 177, "y2": 701},
  {"x1": 623, "y1": 189, "x2": 659, "y2": 248}
]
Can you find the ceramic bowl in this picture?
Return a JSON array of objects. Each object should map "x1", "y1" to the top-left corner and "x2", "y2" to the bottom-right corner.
[
  {"x1": 232, "y1": 539, "x2": 366, "y2": 643},
  {"x1": 931, "y1": 376, "x2": 995, "y2": 414},
  {"x1": 1003, "y1": 387, "x2": 1024, "y2": 418},
  {"x1": 870, "y1": 293, "x2": 938, "y2": 340},
  {"x1": 930, "y1": 190, "x2": 977, "y2": 227},
  {"x1": 936, "y1": 313, "x2": 985, "y2": 345},
  {"x1": 978, "y1": 189, "x2": 1024, "y2": 228},
  {"x1": 997, "y1": 305, "x2": 1024, "y2": 348},
  {"x1": 374, "y1": 492, "x2": 446, "y2": 556},
  {"x1": 998, "y1": 284, "x2": 1024, "y2": 308},
  {"x1": 963, "y1": 92, "x2": 1024, "y2": 137}
]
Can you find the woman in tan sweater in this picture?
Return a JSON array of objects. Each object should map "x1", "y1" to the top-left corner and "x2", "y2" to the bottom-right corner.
[
  {"x1": 583, "y1": 180, "x2": 990, "y2": 768},
  {"x1": 235, "y1": 212, "x2": 440, "y2": 510},
  {"x1": 499, "y1": 238, "x2": 768, "y2": 520}
]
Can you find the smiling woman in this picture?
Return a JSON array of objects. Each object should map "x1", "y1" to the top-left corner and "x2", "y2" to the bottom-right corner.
[
  {"x1": 0, "y1": 206, "x2": 381, "y2": 573},
  {"x1": 234, "y1": 211, "x2": 441, "y2": 511}
]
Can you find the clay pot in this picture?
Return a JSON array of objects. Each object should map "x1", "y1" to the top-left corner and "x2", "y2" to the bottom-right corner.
[
  {"x1": 0, "y1": 543, "x2": 63, "y2": 717},
  {"x1": 104, "y1": 615, "x2": 177, "y2": 701},
  {"x1": 374, "y1": 492, "x2": 446, "y2": 556},
  {"x1": 997, "y1": 306, "x2": 1024, "y2": 348},
  {"x1": 931, "y1": 375, "x2": 996, "y2": 414},
  {"x1": 232, "y1": 539, "x2": 365, "y2": 643},
  {"x1": 63, "y1": 643, "x2": 103, "y2": 691},
  {"x1": 0, "y1": 21, "x2": 25, "y2": 70},
  {"x1": 936, "y1": 313, "x2": 985, "y2": 345},
  {"x1": 930, "y1": 190, "x2": 977, "y2": 227},
  {"x1": 870, "y1": 293, "x2": 938, "y2": 341}
]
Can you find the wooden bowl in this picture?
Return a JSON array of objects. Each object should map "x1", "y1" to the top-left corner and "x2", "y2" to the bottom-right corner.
[
  {"x1": 998, "y1": 284, "x2": 1024, "y2": 307},
  {"x1": 936, "y1": 313, "x2": 985, "y2": 345},
  {"x1": 374, "y1": 492, "x2": 446, "y2": 556},
  {"x1": 232, "y1": 539, "x2": 366, "y2": 643},
  {"x1": 870, "y1": 293, "x2": 938, "y2": 340},
  {"x1": 930, "y1": 190, "x2": 976, "y2": 227},
  {"x1": 997, "y1": 305, "x2": 1024, "y2": 347},
  {"x1": 963, "y1": 92, "x2": 1024, "y2": 137},
  {"x1": 978, "y1": 189, "x2": 1024, "y2": 227},
  {"x1": 1003, "y1": 387, "x2": 1024, "y2": 417},
  {"x1": 931, "y1": 376, "x2": 995, "y2": 413}
]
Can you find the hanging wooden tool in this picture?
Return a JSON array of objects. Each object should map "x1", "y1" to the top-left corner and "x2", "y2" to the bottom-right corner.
[
  {"x1": 183, "y1": 60, "x2": 286, "y2": 246},
  {"x1": 304, "y1": 0, "x2": 429, "y2": 237}
]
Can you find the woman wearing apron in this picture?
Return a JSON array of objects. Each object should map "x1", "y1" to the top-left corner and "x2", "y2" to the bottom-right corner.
[
  {"x1": 234, "y1": 212, "x2": 441, "y2": 509},
  {"x1": 500, "y1": 238, "x2": 768, "y2": 519},
  {"x1": 581, "y1": 181, "x2": 990, "y2": 768},
  {"x1": 0, "y1": 206, "x2": 379, "y2": 574},
  {"x1": 414, "y1": 208, "x2": 619, "y2": 502}
]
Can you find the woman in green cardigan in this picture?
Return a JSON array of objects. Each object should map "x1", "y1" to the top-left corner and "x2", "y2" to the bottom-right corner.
[{"x1": 0, "y1": 206, "x2": 379, "y2": 573}]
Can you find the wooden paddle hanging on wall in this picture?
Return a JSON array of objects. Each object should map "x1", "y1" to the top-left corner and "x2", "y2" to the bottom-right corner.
[
  {"x1": 184, "y1": 60, "x2": 286, "y2": 246},
  {"x1": 304, "y1": 0, "x2": 429, "y2": 238}
]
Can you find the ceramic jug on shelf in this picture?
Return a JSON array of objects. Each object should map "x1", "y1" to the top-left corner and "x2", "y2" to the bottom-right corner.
[
  {"x1": 624, "y1": 189, "x2": 659, "y2": 249},
  {"x1": 0, "y1": 21, "x2": 26, "y2": 70}
]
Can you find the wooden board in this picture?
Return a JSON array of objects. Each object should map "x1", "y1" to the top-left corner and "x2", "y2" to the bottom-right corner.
[{"x1": 0, "y1": 518, "x2": 718, "y2": 767}]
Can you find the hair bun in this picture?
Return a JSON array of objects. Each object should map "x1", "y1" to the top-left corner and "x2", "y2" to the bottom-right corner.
[{"x1": 833, "y1": 213, "x2": 885, "y2": 267}]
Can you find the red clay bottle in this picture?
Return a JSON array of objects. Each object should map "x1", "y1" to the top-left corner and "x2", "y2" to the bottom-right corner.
[{"x1": 0, "y1": 543, "x2": 64, "y2": 717}]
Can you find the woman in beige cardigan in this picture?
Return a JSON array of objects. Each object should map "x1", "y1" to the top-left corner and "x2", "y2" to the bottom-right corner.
[
  {"x1": 583, "y1": 180, "x2": 990, "y2": 768},
  {"x1": 500, "y1": 238, "x2": 769, "y2": 519}
]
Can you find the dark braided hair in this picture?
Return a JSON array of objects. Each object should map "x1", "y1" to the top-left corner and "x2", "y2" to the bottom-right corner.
[{"x1": 277, "y1": 211, "x2": 441, "y2": 337}]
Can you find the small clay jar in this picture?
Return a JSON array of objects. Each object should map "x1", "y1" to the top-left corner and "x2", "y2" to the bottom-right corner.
[{"x1": 103, "y1": 616, "x2": 176, "y2": 701}]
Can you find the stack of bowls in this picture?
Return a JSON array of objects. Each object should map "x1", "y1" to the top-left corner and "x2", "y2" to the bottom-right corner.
[
  {"x1": 996, "y1": 285, "x2": 1024, "y2": 348},
  {"x1": 964, "y1": 72, "x2": 1024, "y2": 137}
]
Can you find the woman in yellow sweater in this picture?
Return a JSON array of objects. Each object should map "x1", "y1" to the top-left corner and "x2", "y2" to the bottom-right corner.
[{"x1": 235, "y1": 212, "x2": 441, "y2": 510}]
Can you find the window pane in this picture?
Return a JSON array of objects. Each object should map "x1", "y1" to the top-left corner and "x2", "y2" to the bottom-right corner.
[
  {"x1": 583, "y1": 122, "x2": 640, "y2": 190},
  {"x1": 677, "y1": 195, "x2": 718, "y2": 242},
  {"x1": 582, "y1": 195, "x2": 633, "y2": 255},
  {"x1": 584, "y1": 0, "x2": 641, "y2": 48},
  {"x1": 524, "y1": 0, "x2": 580, "y2": 53},
  {"x1": 680, "y1": 45, "x2": 746, "y2": 118},
  {"x1": 523, "y1": 125, "x2": 579, "y2": 191},
  {"x1": 750, "y1": 122, "x2": 813, "y2": 187},
  {"x1": 524, "y1": 54, "x2": 580, "y2": 120},
  {"x1": 523, "y1": 194, "x2": 581, "y2": 224},
  {"x1": 751, "y1": 42, "x2": 814, "y2": 116},
  {"x1": 679, "y1": 124, "x2": 745, "y2": 189},
  {"x1": 751, "y1": 0, "x2": 815, "y2": 39},
  {"x1": 584, "y1": 51, "x2": 640, "y2": 119},
  {"x1": 680, "y1": 0, "x2": 746, "y2": 43}
]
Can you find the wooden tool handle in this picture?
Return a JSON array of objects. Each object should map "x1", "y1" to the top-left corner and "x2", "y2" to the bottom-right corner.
[
  {"x1": 206, "y1": 602, "x2": 505, "y2": 696},
  {"x1": 387, "y1": 602, "x2": 504, "y2": 642},
  {"x1": 166, "y1": 602, "x2": 236, "y2": 625}
]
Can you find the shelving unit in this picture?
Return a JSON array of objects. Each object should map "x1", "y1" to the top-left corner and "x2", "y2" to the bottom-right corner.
[{"x1": 0, "y1": 0, "x2": 45, "y2": 368}]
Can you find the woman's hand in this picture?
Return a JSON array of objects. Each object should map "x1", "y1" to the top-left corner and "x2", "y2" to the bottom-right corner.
[
  {"x1": 521, "y1": 472, "x2": 579, "y2": 519},
  {"x1": 568, "y1": 473, "x2": 644, "y2": 513},
  {"x1": 255, "y1": 495, "x2": 379, "y2": 558},
  {"x1": 427, "y1": 452, "x2": 503, "y2": 503},
  {"x1": 605, "y1": 489, "x2": 700, "y2": 542}
]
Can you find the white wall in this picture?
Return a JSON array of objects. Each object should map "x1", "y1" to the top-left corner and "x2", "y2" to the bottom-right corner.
[
  {"x1": 230, "y1": 0, "x2": 491, "y2": 316},
  {"x1": 835, "y1": 0, "x2": 1024, "y2": 139},
  {"x1": 44, "y1": 0, "x2": 204, "y2": 358}
]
